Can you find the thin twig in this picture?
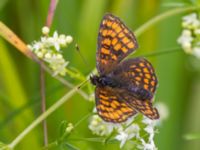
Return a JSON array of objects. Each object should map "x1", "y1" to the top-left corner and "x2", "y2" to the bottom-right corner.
[
  {"x1": 46, "y1": 0, "x2": 58, "y2": 27},
  {"x1": 40, "y1": 0, "x2": 59, "y2": 146},
  {"x1": 134, "y1": 47, "x2": 181, "y2": 58},
  {"x1": 40, "y1": 66, "x2": 48, "y2": 146}
]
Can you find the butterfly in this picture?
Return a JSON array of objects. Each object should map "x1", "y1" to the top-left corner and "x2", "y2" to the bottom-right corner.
[{"x1": 90, "y1": 13, "x2": 159, "y2": 123}]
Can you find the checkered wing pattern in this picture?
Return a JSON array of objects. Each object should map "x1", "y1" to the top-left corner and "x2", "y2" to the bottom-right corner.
[
  {"x1": 96, "y1": 13, "x2": 138, "y2": 74},
  {"x1": 112, "y1": 57, "x2": 158, "y2": 100},
  {"x1": 131, "y1": 99, "x2": 159, "y2": 119},
  {"x1": 95, "y1": 86, "x2": 137, "y2": 123},
  {"x1": 123, "y1": 93, "x2": 159, "y2": 119}
]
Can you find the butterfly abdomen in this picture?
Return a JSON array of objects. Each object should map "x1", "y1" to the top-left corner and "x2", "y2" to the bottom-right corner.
[{"x1": 90, "y1": 75, "x2": 121, "y2": 88}]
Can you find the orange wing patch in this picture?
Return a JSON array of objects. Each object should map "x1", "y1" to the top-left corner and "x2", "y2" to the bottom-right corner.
[
  {"x1": 95, "y1": 87, "x2": 137, "y2": 123},
  {"x1": 130, "y1": 99, "x2": 159, "y2": 119},
  {"x1": 115, "y1": 58, "x2": 158, "y2": 95},
  {"x1": 97, "y1": 13, "x2": 138, "y2": 74}
]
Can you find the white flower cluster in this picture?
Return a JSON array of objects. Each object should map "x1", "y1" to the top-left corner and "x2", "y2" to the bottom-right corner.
[
  {"x1": 89, "y1": 115, "x2": 114, "y2": 136},
  {"x1": 137, "y1": 117, "x2": 158, "y2": 150},
  {"x1": 89, "y1": 114, "x2": 157, "y2": 149},
  {"x1": 28, "y1": 26, "x2": 73, "y2": 76},
  {"x1": 177, "y1": 13, "x2": 200, "y2": 58}
]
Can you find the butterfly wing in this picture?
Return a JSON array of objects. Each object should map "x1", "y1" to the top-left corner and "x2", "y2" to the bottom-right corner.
[
  {"x1": 108, "y1": 88, "x2": 159, "y2": 120},
  {"x1": 95, "y1": 86, "x2": 137, "y2": 123},
  {"x1": 111, "y1": 57, "x2": 158, "y2": 100},
  {"x1": 123, "y1": 92, "x2": 159, "y2": 119},
  {"x1": 96, "y1": 13, "x2": 138, "y2": 74},
  {"x1": 132, "y1": 99, "x2": 159, "y2": 119}
]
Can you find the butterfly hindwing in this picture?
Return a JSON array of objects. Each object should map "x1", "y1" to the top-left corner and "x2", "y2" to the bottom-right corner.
[
  {"x1": 96, "y1": 13, "x2": 138, "y2": 74},
  {"x1": 95, "y1": 86, "x2": 137, "y2": 123},
  {"x1": 111, "y1": 57, "x2": 158, "y2": 100},
  {"x1": 116, "y1": 89, "x2": 159, "y2": 120},
  {"x1": 126, "y1": 95, "x2": 159, "y2": 119}
]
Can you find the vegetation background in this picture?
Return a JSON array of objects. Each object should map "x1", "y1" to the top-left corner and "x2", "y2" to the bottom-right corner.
[{"x1": 0, "y1": 0, "x2": 200, "y2": 149}]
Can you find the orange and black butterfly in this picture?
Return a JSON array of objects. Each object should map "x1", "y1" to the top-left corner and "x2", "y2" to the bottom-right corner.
[{"x1": 90, "y1": 13, "x2": 159, "y2": 123}]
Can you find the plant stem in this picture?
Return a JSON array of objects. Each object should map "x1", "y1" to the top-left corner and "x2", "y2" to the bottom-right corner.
[
  {"x1": 135, "y1": 47, "x2": 181, "y2": 58},
  {"x1": 135, "y1": 5, "x2": 200, "y2": 37},
  {"x1": 46, "y1": 0, "x2": 59, "y2": 27},
  {"x1": 8, "y1": 84, "x2": 80, "y2": 149},
  {"x1": 40, "y1": 66, "x2": 48, "y2": 146},
  {"x1": 40, "y1": 0, "x2": 59, "y2": 146}
]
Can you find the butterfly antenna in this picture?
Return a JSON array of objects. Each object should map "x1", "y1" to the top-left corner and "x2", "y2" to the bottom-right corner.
[
  {"x1": 75, "y1": 43, "x2": 95, "y2": 77},
  {"x1": 78, "y1": 78, "x2": 90, "y2": 89},
  {"x1": 75, "y1": 43, "x2": 90, "y2": 67}
]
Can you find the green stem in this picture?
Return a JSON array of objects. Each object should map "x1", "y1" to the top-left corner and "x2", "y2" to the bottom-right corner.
[
  {"x1": 8, "y1": 84, "x2": 80, "y2": 149},
  {"x1": 65, "y1": 68, "x2": 85, "y2": 81},
  {"x1": 135, "y1": 5, "x2": 200, "y2": 37},
  {"x1": 135, "y1": 47, "x2": 181, "y2": 58}
]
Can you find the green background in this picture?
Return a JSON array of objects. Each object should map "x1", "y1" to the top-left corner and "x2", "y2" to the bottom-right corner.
[{"x1": 0, "y1": 0, "x2": 200, "y2": 149}]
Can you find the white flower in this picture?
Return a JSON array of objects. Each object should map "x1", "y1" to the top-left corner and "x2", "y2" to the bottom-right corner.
[
  {"x1": 33, "y1": 42, "x2": 43, "y2": 51},
  {"x1": 66, "y1": 36, "x2": 73, "y2": 44},
  {"x1": 115, "y1": 123, "x2": 140, "y2": 148},
  {"x1": 177, "y1": 29, "x2": 193, "y2": 53},
  {"x1": 88, "y1": 115, "x2": 114, "y2": 136},
  {"x1": 138, "y1": 139, "x2": 157, "y2": 150},
  {"x1": 142, "y1": 116, "x2": 158, "y2": 143},
  {"x1": 178, "y1": 13, "x2": 200, "y2": 59},
  {"x1": 115, "y1": 131, "x2": 129, "y2": 148},
  {"x1": 28, "y1": 27, "x2": 73, "y2": 76},
  {"x1": 58, "y1": 34, "x2": 68, "y2": 46},
  {"x1": 42, "y1": 26, "x2": 50, "y2": 35},
  {"x1": 182, "y1": 13, "x2": 200, "y2": 29},
  {"x1": 124, "y1": 114, "x2": 137, "y2": 126},
  {"x1": 142, "y1": 116, "x2": 158, "y2": 126},
  {"x1": 36, "y1": 51, "x2": 43, "y2": 58},
  {"x1": 44, "y1": 53, "x2": 52, "y2": 59},
  {"x1": 144, "y1": 125, "x2": 154, "y2": 142}
]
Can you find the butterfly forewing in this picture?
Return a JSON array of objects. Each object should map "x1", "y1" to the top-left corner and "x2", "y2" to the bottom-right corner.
[
  {"x1": 96, "y1": 13, "x2": 138, "y2": 74},
  {"x1": 95, "y1": 86, "x2": 137, "y2": 123}
]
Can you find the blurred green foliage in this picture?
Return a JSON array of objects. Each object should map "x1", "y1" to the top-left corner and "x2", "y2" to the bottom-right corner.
[{"x1": 0, "y1": 0, "x2": 200, "y2": 150}]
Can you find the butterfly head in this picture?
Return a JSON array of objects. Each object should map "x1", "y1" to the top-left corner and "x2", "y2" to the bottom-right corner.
[
  {"x1": 90, "y1": 75, "x2": 100, "y2": 86},
  {"x1": 90, "y1": 74, "x2": 121, "y2": 88},
  {"x1": 90, "y1": 75, "x2": 109, "y2": 87}
]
